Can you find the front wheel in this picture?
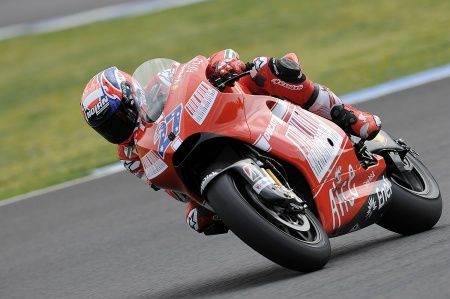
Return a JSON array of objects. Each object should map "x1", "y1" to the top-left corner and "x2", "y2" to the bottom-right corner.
[
  {"x1": 205, "y1": 172, "x2": 331, "y2": 272},
  {"x1": 377, "y1": 153, "x2": 442, "y2": 235}
]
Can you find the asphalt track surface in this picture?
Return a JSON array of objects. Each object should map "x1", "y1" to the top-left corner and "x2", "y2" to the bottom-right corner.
[{"x1": 0, "y1": 78, "x2": 449, "y2": 299}]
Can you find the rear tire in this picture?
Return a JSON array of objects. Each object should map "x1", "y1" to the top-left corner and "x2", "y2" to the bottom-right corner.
[
  {"x1": 377, "y1": 153, "x2": 442, "y2": 235},
  {"x1": 206, "y1": 172, "x2": 331, "y2": 272}
]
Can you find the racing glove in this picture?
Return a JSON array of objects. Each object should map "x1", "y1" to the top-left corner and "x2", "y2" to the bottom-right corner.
[{"x1": 206, "y1": 49, "x2": 247, "y2": 86}]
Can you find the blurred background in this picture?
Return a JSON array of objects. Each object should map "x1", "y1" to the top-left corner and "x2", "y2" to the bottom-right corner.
[{"x1": 0, "y1": 0, "x2": 449, "y2": 200}]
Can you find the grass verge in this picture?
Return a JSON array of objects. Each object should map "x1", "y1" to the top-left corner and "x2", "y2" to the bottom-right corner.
[{"x1": 1, "y1": 0, "x2": 449, "y2": 199}]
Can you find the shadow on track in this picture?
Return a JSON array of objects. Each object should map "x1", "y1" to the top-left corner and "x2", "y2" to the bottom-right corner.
[
  {"x1": 331, "y1": 234, "x2": 402, "y2": 259},
  {"x1": 133, "y1": 226, "x2": 449, "y2": 299},
  {"x1": 331, "y1": 224, "x2": 450, "y2": 260},
  {"x1": 134, "y1": 264, "x2": 301, "y2": 299}
]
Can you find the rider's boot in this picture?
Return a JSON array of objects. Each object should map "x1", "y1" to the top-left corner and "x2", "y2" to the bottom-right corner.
[
  {"x1": 308, "y1": 84, "x2": 382, "y2": 140},
  {"x1": 330, "y1": 104, "x2": 382, "y2": 140},
  {"x1": 185, "y1": 201, "x2": 229, "y2": 235}
]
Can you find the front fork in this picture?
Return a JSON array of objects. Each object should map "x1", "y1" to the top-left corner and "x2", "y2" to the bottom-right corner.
[{"x1": 200, "y1": 159, "x2": 307, "y2": 214}]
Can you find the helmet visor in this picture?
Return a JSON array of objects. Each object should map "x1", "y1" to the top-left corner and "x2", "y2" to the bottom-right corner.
[{"x1": 93, "y1": 104, "x2": 137, "y2": 144}]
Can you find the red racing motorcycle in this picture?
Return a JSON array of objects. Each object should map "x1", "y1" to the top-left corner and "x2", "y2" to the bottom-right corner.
[{"x1": 130, "y1": 56, "x2": 442, "y2": 272}]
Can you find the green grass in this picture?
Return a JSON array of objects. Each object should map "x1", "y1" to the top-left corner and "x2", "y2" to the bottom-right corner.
[{"x1": 1, "y1": 0, "x2": 449, "y2": 199}]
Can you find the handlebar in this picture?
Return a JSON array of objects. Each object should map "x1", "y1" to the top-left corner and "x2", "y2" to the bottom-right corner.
[
  {"x1": 215, "y1": 70, "x2": 251, "y2": 91},
  {"x1": 212, "y1": 62, "x2": 254, "y2": 91}
]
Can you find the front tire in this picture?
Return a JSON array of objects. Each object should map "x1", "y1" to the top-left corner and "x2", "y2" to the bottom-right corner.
[
  {"x1": 205, "y1": 172, "x2": 331, "y2": 272},
  {"x1": 377, "y1": 153, "x2": 442, "y2": 235}
]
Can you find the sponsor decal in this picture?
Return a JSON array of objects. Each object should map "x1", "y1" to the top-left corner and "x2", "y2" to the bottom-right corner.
[
  {"x1": 366, "y1": 197, "x2": 377, "y2": 219},
  {"x1": 171, "y1": 64, "x2": 186, "y2": 91},
  {"x1": 375, "y1": 175, "x2": 393, "y2": 210},
  {"x1": 186, "y1": 57, "x2": 203, "y2": 73},
  {"x1": 242, "y1": 164, "x2": 262, "y2": 182},
  {"x1": 185, "y1": 82, "x2": 218, "y2": 125},
  {"x1": 200, "y1": 171, "x2": 219, "y2": 193},
  {"x1": 141, "y1": 150, "x2": 168, "y2": 179},
  {"x1": 253, "y1": 177, "x2": 273, "y2": 194},
  {"x1": 271, "y1": 79, "x2": 304, "y2": 91},
  {"x1": 85, "y1": 96, "x2": 109, "y2": 119},
  {"x1": 363, "y1": 171, "x2": 376, "y2": 186},
  {"x1": 329, "y1": 164, "x2": 358, "y2": 230},
  {"x1": 365, "y1": 175, "x2": 393, "y2": 219},
  {"x1": 286, "y1": 108, "x2": 343, "y2": 182},
  {"x1": 154, "y1": 104, "x2": 182, "y2": 158},
  {"x1": 253, "y1": 115, "x2": 281, "y2": 152}
]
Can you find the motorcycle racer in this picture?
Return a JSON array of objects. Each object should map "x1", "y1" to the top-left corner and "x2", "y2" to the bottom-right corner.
[{"x1": 80, "y1": 49, "x2": 381, "y2": 235}]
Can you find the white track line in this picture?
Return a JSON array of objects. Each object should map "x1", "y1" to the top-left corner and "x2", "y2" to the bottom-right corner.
[
  {"x1": 0, "y1": 165, "x2": 126, "y2": 207},
  {"x1": 0, "y1": 0, "x2": 207, "y2": 41},
  {"x1": 342, "y1": 63, "x2": 450, "y2": 104}
]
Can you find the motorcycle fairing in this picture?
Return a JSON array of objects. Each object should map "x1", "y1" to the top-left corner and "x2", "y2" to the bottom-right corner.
[
  {"x1": 135, "y1": 56, "x2": 251, "y2": 195},
  {"x1": 241, "y1": 95, "x2": 390, "y2": 235},
  {"x1": 133, "y1": 56, "x2": 391, "y2": 236}
]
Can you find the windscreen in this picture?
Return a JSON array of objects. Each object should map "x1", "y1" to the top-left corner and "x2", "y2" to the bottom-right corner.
[{"x1": 132, "y1": 58, "x2": 179, "y2": 122}]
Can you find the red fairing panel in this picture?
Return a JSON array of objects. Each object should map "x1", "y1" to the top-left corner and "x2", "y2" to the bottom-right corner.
[
  {"x1": 312, "y1": 156, "x2": 387, "y2": 235},
  {"x1": 242, "y1": 96, "x2": 388, "y2": 235},
  {"x1": 134, "y1": 56, "x2": 251, "y2": 197},
  {"x1": 243, "y1": 96, "x2": 360, "y2": 185}
]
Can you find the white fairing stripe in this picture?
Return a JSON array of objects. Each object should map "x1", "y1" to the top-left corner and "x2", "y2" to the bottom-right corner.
[
  {"x1": 271, "y1": 100, "x2": 288, "y2": 119},
  {"x1": 254, "y1": 135, "x2": 271, "y2": 152}
]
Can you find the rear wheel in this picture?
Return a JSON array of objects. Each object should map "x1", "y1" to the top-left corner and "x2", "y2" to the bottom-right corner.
[
  {"x1": 206, "y1": 172, "x2": 330, "y2": 272},
  {"x1": 377, "y1": 153, "x2": 442, "y2": 235}
]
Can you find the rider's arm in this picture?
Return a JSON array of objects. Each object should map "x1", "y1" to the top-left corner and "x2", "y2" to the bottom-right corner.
[
  {"x1": 117, "y1": 144, "x2": 147, "y2": 182},
  {"x1": 206, "y1": 50, "x2": 381, "y2": 139},
  {"x1": 117, "y1": 144, "x2": 190, "y2": 203},
  {"x1": 206, "y1": 50, "x2": 340, "y2": 119},
  {"x1": 238, "y1": 53, "x2": 345, "y2": 120}
]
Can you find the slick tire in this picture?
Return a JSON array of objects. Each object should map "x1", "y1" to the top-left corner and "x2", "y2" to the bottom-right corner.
[
  {"x1": 377, "y1": 153, "x2": 442, "y2": 235},
  {"x1": 206, "y1": 172, "x2": 331, "y2": 272}
]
